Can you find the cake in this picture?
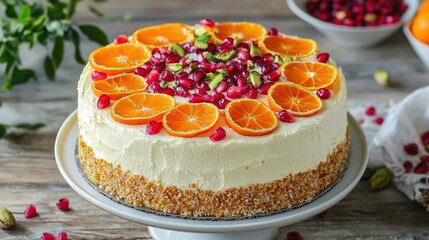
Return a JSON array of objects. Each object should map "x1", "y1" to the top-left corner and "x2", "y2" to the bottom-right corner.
[{"x1": 77, "y1": 20, "x2": 349, "y2": 218}]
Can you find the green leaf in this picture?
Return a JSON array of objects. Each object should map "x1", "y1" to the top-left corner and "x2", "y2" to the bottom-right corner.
[
  {"x1": 18, "y1": 4, "x2": 31, "y2": 24},
  {"x1": 79, "y1": 24, "x2": 108, "y2": 46},
  {"x1": 6, "y1": 66, "x2": 35, "y2": 90},
  {"x1": 5, "y1": 5, "x2": 17, "y2": 18},
  {"x1": 0, "y1": 124, "x2": 6, "y2": 139},
  {"x1": 44, "y1": 56, "x2": 55, "y2": 80},
  {"x1": 70, "y1": 28, "x2": 85, "y2": 64},
  {"x1": 14, "y1": 123, "x2": 45, "y2": 131},
  {"x1": 68, "y1": 0, "x2": 79, "y2": 17},
  {"x1": 52, "y1": 37, "x2": 64, "y2": 68},
  {"x1": 32, "y1": 14, "x2": 47, "y2": 31}
]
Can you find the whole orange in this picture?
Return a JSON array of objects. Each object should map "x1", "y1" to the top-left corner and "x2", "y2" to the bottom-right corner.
[{"x1": 411, "y1": 2, "x2": 429, "y2": 45}]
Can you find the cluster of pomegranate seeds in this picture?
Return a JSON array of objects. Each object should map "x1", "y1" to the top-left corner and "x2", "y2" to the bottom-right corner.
[
  {"x1": 97, "y1": 94, "x2": 111, "y2": 109},
  {"x1": 286, "y1": 231, "x2": 304, "y2": 240},
  {"x1": 306, "y1": 0, "x2": 408, "y2": 27},
  {"x1": 316, "y1": 88, "x2": 331, "y2": 99},
  {"x1": 91, "y1": 71, "x2": 107, "y2": 81},
  {"x1": 402, "y1": 131, "x2": 429, "y2": 174},
  {"x1": 146, "y1": 121, "x2": 163, "y2": 135},
  {"x1": 114, "y1": 35, "x2": 129, "y2": 44},
  {"x1": 56, "y1": 198, "x2": 70, "y2": 211},
  {"x1": 209, "y1": 127, "x2": 226, "y2": 142},
  {"x1": 364, "y1": 105, "x2": 384, "y2": 125},
  {"x1": 278, "y1": 110, "x2": 295, "y2": 123},
  {"x1": 24, "y1": 204, "x2": 37, "y2": 218},
  {"x1": 41, "y1": 231, "x2": 68, "y2": 240}
]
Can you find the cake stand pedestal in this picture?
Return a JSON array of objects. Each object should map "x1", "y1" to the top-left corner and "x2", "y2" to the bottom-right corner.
[{"x1": 55, "y1": 111, "x2": 368, "y2": 240}]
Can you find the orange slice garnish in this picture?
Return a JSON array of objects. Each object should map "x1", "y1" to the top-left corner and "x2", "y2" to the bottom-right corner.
[
  {"x1": 225, "y1": 99, "x2": 278, "y2": 136},
  {"x1": 111, "y1": 92, "x2": 175, "y2": 125},
  {"x1": 131, "y1": 23, "x2": 193, "y2": 49},
  {"x1": 92, "y1": 74, "x2": 147, "y2": 100},
  {"x1": 259, "y1": 35, "x2": 317, "y2": 58},
  {"x1": 212, "y1": 22, "x2": 266, "y2": 44},
  {"x1": 162, "y1": 103, "x2": 220, "y2": 138},
  {"x1": 283, "y1": 62, "x2": 338, "y2": 90},
  {"x1": 89, "y1": 43, "x2": 150, "y2": 76},
  {"x1": 268, "y1": 83, "x2": 322, "y2": 117}
]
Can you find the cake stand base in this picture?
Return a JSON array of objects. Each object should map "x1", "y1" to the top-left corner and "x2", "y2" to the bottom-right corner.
[{"x1": 148, "y1": 226, "x2": 278, "y2": 240}]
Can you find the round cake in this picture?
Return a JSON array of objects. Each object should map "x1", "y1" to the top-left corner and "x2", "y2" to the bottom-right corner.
[{"x1": 77, "y1": 20, "x2": 349, "y2": 218}]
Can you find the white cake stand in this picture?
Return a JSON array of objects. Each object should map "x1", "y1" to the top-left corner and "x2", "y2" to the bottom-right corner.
[{"x1": 55, "y1": 111, "x2": 368, "y2": 240}]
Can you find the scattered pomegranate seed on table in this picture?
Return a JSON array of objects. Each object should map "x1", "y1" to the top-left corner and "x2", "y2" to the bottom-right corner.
[
  {"x1": 403, "y1": 161, "x2": 413, "y2": 173},
  {"x1": 316, "y1": 88, "x2": 331, "y2": 99},
  {"x1": 420, "y1": 155, "x2": 429, "y2": 163},
  {"x1": 91, "y1": 71, "x2": 107, "y2": 81},
  {"x1": 421, "y1": 131, "x2": 429, "y2": 145},
  {"x1": 373, "y1": 117, "x2": 384, "y2": 125},
  {"x1": 97, "y1": 94, "x2": 111, "y2": 110},
  {"x1": 24, "y1": 204, "x2": 37, "y2": 218},
  {"x1": 414, "y1": 162, "x2": 429, "y2": 174},
  {"x1": 209, "y1": 127, "x2": 226, "y2": 142},
  {"x1": 316, "y1": 52, "x2": 330, "y2": 63},
  {"x1": 278, "y1": 110, "x2": 295, "y2": 123},
  {"x1": 56, "y1": 198, "x2": 70, "y2": 211},
  {"x1": 41, "y1": 232, "x2": 57, "y2": 240},
  {"x1": 287, "y1": 231, "x2": 304, "y2": 240},
  {"x1": 365, "y1": 106, "x2": 376, "y2": 116},
  {"x1": 114, "y1": 35, "x2": 129, "y2": 44},
  {"x1": 146, "y1": 121, "x2": 163, "y2": 135},
  {"x1": 57, "y1": 231, "x2": 68, "y2": 240},
  {"x1": 403, "y1": 143, "x2": 419, "y2": 156}
]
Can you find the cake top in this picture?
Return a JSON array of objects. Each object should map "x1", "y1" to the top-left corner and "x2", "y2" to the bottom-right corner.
[{"x1": 86, "y1": 20, "x2": 341, "y2": 141}]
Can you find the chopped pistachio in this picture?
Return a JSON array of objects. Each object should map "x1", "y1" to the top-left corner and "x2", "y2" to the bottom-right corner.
[
  {"x1": 167, "y1": 63, "x2": 183, "y2": 72},
  {"x1": 168, "y1": 43, "x2": 185, "y2": 57},
  {"x1": 274, "y1": 55, "x2": 284, "y2": 64},
  {"x1": 189, "y1": 63, "x2": 199, "y2": 71},
  {"x1": 247, "y1": 60, "x2": 254, "y2": 69},
  {"x1": 369, "y1": 168, "x2": 391, "y2": 191},
  {"x1": 194, "y1": 26, "x2": 207, "y2": 37},
  {"x1": 282, "y1": 56, "x2": 293, "y2": 64},
  {"x1": 195, "y1": 34, "x2": 211, "y2": 49},
  {"x1": 160, "y1": 81, "x2": 168, "y2": 88},
  {"x1": 233, "y1": 39, "x2": 242, "y2": 45},
  {"x1": 250, "y1": 44, "x2": 262, "y2": 56},
  {"x1": 203, "y1": 51, "x2": 219, "y2": 63},
  {"x1": 209, "y1": 72, "x2": 225, "y2": 89},
  {"x1": 216, "y1": 50, "x2": 236, "y2": 62},
  {"x1": 374, "y1": 70, "x2": 390, "y2": 86},
  {"x1": 247, "y1": 71, "x2": 261, "y2": 88}
]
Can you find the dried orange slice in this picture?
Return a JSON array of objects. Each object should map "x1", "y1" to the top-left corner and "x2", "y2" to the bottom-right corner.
[
  {"x1": 268, "y1": 83, "x2": 322, "y2": 116},
  {"x1": 225, "y1": 99, "x2": 278, "y2": 136},
  {"x1": 111, "y1": 92, "x2": 175, "y2": 125},
  {"x1": 131, "y1": 23, "x2": 193, "y2": 49},
  {"x1": 92, "y1": 74, "x2": 147, "y2": 100},
  {"x1": 89, "y1": 43, "x2": 150, "y2": 76},
  {"x1": 162, "y1": 103, "x2": 220, "y2": 138},
  {"x1": 212, "y1": 22, "x2": 266, "y2": 43},
  {"x1": 283, "y1": 62, "x2": 338, "y2": 90},
  {"x1": 259, "y1": 35, "x2": 317, "y2": 58}
]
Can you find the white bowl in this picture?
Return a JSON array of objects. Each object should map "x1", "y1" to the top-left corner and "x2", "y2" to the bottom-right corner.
[
  {"x1": 404, "y1": 21, "x2": 429, "y2": 70},
  {"x1": 286, "y1": 0, "x2": 419, "y2": 48}
]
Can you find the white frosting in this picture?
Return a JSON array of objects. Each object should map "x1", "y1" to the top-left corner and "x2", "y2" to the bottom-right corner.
[{"x1": 78, "y1": 62, "x2": 348, "y2": 192}]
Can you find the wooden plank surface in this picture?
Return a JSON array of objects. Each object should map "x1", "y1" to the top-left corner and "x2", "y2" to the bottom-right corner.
[{"x1": 1, "y1": 0, "x2": 429, "y2": 239}]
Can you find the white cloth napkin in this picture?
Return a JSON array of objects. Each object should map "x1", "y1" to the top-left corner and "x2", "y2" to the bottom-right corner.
[{"x1": 348, "y1": 86, "x2": 429, "y2": 212}]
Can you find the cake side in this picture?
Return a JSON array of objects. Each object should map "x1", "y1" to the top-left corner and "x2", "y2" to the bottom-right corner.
[{"x1": 78, "y1": 131, "x2": 349, "y2": 217}]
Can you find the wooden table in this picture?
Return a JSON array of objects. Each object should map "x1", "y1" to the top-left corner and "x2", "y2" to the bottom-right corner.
[{"x1": 1, "y1": 0, "x2": 429, "y2": 239}]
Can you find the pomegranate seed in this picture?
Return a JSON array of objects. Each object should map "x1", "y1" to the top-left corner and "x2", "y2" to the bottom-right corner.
[
  {"x1": 226, "y1": 63, "x2": 237, "y2": 75},
  {"x1": 236, "y1": 63, "x2": 247, "y2": 72},
  {"x1": 180, "y1": 58, "x2": 190, "y2": 68},
  {"x1": 398, "y1": 4, "x2": 408, "y2": 15},
  {"x1": 331, "y1": 18, "x2": 343, "y2": 25},
  {"x1": 314, "y1": 12, "x2": 331, "y2": 21},
  {"x1": 199, "y1": 62, "x2": 213, "y2": 72},
  {"x1": 421, "y1": 131, "x2": 429, "y2": 145},
  {"x1": 272, "y1": 62, "x2": 280, "y2": 69},
  {"x1": 154, "y1": 62, "x2": 166, "y2": 73},
  {"x1": 262, "y1": 64, "x2": 273, "y2": 75},
  {"x1": 239, "y1": 86, "x2": 248, "y2": 94},
  {"x1": 414, "y1": 162, "x2": 429, "y2": 174},
  {"x1": 146, "y1": 121, "x2": 163, "y2": 135},
  {"x1": 151, "y1": 48, "x2": 162, "y2": 59},
  {"x1": 196, "y1": 88, "x2": 207, "y2": 95},
  {"x1": 319, "y1": 0, "x2": 330, "y2": 11},
  {"x1": 160, "y1": 70, "x2": 175, "y2": 82},
  {"x1": 420, "y1": 155, "x2": 429, "y2": 163},
  {"x1": 306, "y1": 2, "x2": 318, "y2": 13},
  {"x1": 236, "y1": 42, "x2": 250, "y2": 51},
  {"x1": 227, "y1": 86, "x2": 242, "y2": 99},
  {"x1": 278, "y1": 110, "x2": 295, "y2": 123},
  {"x1": 198, "y1": 82, "x2": 211, "y2": 91},
  {"x1": 178, "y1": 79, "x2": 196, "y2": 90},
  {"x1": 203, "y1": 94, "x2": 214, "y2": 103},
  {"x1": 237, "y1": 77, "x2": 247, "y2": 87},
  {"x1": 403, "y1": 161, "x2": 413, "y2": 173},
  {"x1": 41, "y1": 232, "x2": 56, "y2": 240},
  {"x1": 147, "y1": 82, "x2": 161, "y2": 93},
  {"x1": 343, "y1": 18, "x2": 356, "y2": 26},
  {"x1": 247, "y1": 88, "x2": 258, "y2": 99},
  {"x1": 317, "y1": 53, "x2": 330, "y2": 63},
  {"x1": 253, "y1": 56, "x2": 263, "y2": 64},
  {"x1": 373, "y1": 117, "x2": 384, "y2": 125},
  {"x1": 189, "y1": 94, "x2": 205, "y2": 103},
  {"x1": 114, "y1": 35, "x2": 128, "y2": 44},
  {"x1": 199, "y1": 18, "x2": 215, "y2": 27},
  {"x1": 161, "y1": 87, "x2": 175, "y2": 96},
  {"x1": 317, "y1": 88, "x2": 331, "y2": 99},
  {"x1": 166, "y1": 55, "x2": 181, "y2": 64},
  {"x1": 262, "y1": 54, "x2": 275, "y2": 63},
  {"x1": 135, "y1": 66, "x2": 151, "y2": 78},
  {"x1": 258, "y1": 82, "x2": 275, "y2": 95},
  {"x1": 58, "y1": 231, "x2": 68, "y2": 240},
  {"x1": 212, "y1": 91, "x2": 225, "y2": 101},
  {"x1": 267, "y1": 70, "x2": 281, "y2": 82},
  {"x1": 287, "y1": 231, "x2": 304, "y2": 240},
  {"x1": 215, "y1": 62, "x2": 226, "y2": 70},
  {"x1": 365, "y1": 106, "x2": 376, "y2": 116},
  {"x1": 56, "y1": 198, "x2": 70, "y2": 211},
  {"x1": 218, "y1": 44, "x2": 234, "y2": 53},
  {"x1": 182, "y1": 42, "x2": 192, "y2": 53},
  {"x1": 97, "y1": 94, "x2": 111, "y2": 109},
  {"x1": 386, "y1": 15, "x2": 400, "y2": 24},
  {"x1": 209, "y1": 127, "x2": 226, "y2": 142},
  {"x1": 147, "y1": 71, "x2": 160, "y2": 84},
  {"x1": 238, "y1": 51, "x2": 251, "y2": 61},
  {"x1": 267, "y1": 28, "x2": 278, "y2": 36},
  {"x1": 91, "y1": 71, "x2": 107, "y2": 81},
  {"x1": 404, "y1": 143, "x2": 419, "y2": 155},
  {"x1": 176, "y1": 72, "x2": 189, "y2": 80},
  {"x1": 176, "y1": 87, "x2": 190, "y2": 97},
  {"x1": 216, "y1": 81, "x2": 228, "y2": 92},
  {"x1": 218, "y1": 98, "x2": 230, "y2": 109},
  {"x1": 24, "y1": 204, "x2": 37, "y2": 218},
  {"x1": 192, "y1": 69, "x2": 206, "y2": 82},
  {"x1": 223, "y1": 37, "x2": 234, "y2": 46}
]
